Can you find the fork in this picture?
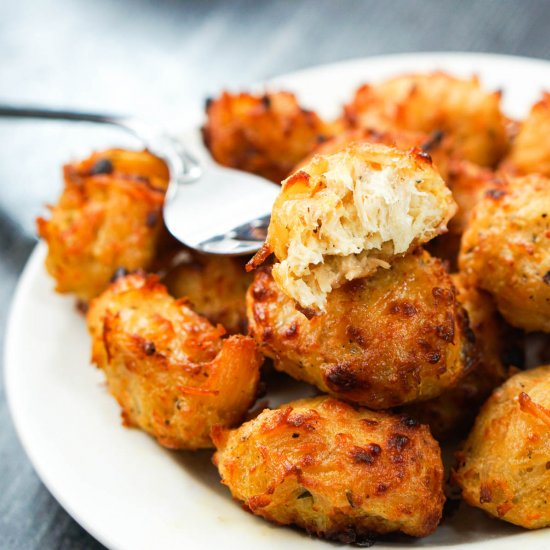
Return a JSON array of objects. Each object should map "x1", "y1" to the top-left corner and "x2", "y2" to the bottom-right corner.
[{"x1": 0, "y1": 105, "x2": 280, "y2": 255}]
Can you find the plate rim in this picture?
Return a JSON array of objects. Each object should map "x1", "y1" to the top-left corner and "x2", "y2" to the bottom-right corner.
[
  {"x1": 263, "y1": 50, "x2": 550, "y2": 81},
  {"x1": 3, "y1": 244, "x2": 103, "y2": 545},
  {"x1": 4, "y1": 244, "x2": 112, "y2": 546}
]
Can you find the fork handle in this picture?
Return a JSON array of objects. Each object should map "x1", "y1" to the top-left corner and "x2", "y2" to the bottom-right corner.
[
  {"x1": 0, "y1": 103, "x2": 202, "y2": 181},
  {"x1": 0, "y1": 104, "x2": 123, "y2": 125}
]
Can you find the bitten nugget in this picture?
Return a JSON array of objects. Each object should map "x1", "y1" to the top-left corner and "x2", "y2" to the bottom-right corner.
[
  {"x1": 87, "y1": 272, "x2": 262, "y2": 449},
  {"x1": 343, "y1": 72, "x2": 508, "y2": 166},
  {"x1": 37, "y1": 149, "x2": 170, "y2": 302},
  {"x1": 459, "y1": 174, "x2": 550, "y2": 332},
  {"x1": 247, "y1": 249, "x2": 474, "y2": 409},
  {"x1": 163, "y1": 252, "x2": 252, "y2": 334},
  {"x1": 249, "y1": 143, "x2": 456, "y2": 311},
  {"x1": 202, "y1": 91, "x2": 328, "y2": 182},
  {"x1": 504, "y1": 92, "x2": 550, "y2": 177},
  {"x1": 213, "y1": 396, "x2": 445, "y2": 541},
  {"x1": 454, "y1": 365, "x2": 550, "y2": 528},
  {"x1": 402, "y1": 274, "x2": 521, "y2": 440}
]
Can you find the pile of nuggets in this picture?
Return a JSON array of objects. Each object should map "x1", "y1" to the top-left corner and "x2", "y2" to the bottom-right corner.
[{"x1": 38, "y1": 71, "x2": 550, "y2": 544}]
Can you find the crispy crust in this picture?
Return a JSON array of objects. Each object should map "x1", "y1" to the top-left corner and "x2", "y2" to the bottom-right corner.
[
  {"x1": 247, "y1": 249, "x2": 475, "y2": 409},
  {"x1": 459, "y1": 174, "x2": 550, "y2": 332},
  {"x1": 87, "y1": 272, "x2": 262, "y2": 449},
  {"x1": 213, "y1": 396, "x2": 445, "y2": 540},
  {"x1": 37, "y1": 149, "x2": 170, "y2": 302},
  {"x1": 454, "y1": 365, "x2": 550, "y2": 528}
]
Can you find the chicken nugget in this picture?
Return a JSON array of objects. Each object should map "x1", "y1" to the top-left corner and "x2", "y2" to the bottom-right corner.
[
  {"x1": 454, "y1": 365, "x2": 550, "y2": 528},
  {"x1": 343, "y1": 72, "x2": 508, "y2": 166},
  {"x1": 459, "y1": 174, "x2": 550, "y2": 332},
  {"x1": 37, "y1": 148, "x2": 170, "y2": 302},
  {"x1": 213, "y1": 396, "x2": 445, "y2": 541},
  {"x1": 249, "y1": 142, "x2": 456, "y2": 311},
  {"x1": 202, "y1": 91, "x2": 328, "y2": 182},
  {"x1": 87, "y1": 272, "x2": 262, "y2": 449},
  {"x1": 247, "y1": 249, "x2": 475, "y2": 409}
]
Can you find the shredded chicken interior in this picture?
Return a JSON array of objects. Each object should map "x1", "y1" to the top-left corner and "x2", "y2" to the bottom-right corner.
[{"x1": 268, "y1": 144, "x2": 456, "y2": 310}]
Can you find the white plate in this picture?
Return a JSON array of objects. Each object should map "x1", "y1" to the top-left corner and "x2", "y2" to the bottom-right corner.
[{"x1": 5, "y1": 53, "x2": 550, "y2": 550}]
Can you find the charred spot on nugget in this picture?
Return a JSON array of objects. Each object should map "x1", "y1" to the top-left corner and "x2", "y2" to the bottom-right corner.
[
  {"x1": 213, "y1": 396, "x2": 445, "y2": 540},
  {"x1": 86, "y1": 272, "x2": 262, "y2": 449}
]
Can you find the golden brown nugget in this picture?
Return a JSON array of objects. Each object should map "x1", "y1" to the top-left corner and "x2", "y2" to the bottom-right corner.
[
  {"x1": 454, "y1": 365, "x2": 550, "y2": 529},
  {"x1": 202, "y1": 91, "x2": 328, "y2": 182},
  {"x1": 164, "y1": 252, "x2": 252, "y2": 334},
  {"x1": 213, "y1": 396, "x2": 445, "y2": 542},
  {"x1": 343, "y1": 72, "x2": 508, "y2": 166},
  {"x1": 87, "y1": 272, "x2": 262, "y2": 449},
  {"x1": 459, "y1": 174, "x2": 550, "y2": 332},
  {"x1": 250, "y1": 143, "x2": 456, "y2": 311},
  {"x1": 402, "y1": 274, "x2": 522, "y2": 440},
  {"x1": 247, "y1": 249, "x2": 475, "y2": 409},
  {"x1": 37, "y1": 149, "x2": 170, "y2": 302},
  {"x1": 504, "y1": 92, "x2": 550, "y2": 177}
]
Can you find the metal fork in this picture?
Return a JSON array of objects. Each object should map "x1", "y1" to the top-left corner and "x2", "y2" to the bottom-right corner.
[{"x1": 0, "y1": 105, "x2": 280, "y2": 255}]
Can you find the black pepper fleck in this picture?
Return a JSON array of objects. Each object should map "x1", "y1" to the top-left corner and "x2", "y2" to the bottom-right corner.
[{"x1": 144, "y1": 341, "x2": 156, "y2": 355}]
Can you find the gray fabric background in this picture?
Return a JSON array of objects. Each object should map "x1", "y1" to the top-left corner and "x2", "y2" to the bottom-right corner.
[{"x1": 1, "y1": 1, "x2": 549, "y2": 548}]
